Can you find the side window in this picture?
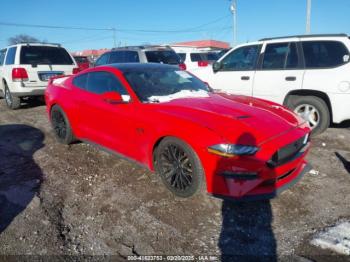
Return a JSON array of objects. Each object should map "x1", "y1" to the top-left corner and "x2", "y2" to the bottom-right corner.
[
  {"x1": 0, "y1": 49, "x2": 6, "y2": 66},
  {"x1": 5, "y1": 47, "x2": 17, "y2": 65},
  {"x1": 109, "y1": 51, "x2": 139, "y2": 63},
  {"x1": 221, "y1": 45, "x2": 260, "y2": 71},
  {"x1": 262, "y1": 43, "x2": 289, "y2": 69},
  {"x1": 95, "y1": 53, "x2": 110, "y2": 66},
  {"x1": 286, "y1": 43, "x2": 299, "y2": 69},
  {"x1": 86, "y1": 71, "x2": 128, "y2": 95},
  {"x1": 262, "y1": 42, "x2": 299, "y2": 70},
  {"x1": 302, "y1": 41, "x2": 350, "y2": 68},
  {"x1": 72, "y1": 73, "x2": 88, "y2": 89}
]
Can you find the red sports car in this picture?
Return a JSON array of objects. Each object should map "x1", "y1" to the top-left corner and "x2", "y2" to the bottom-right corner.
[{"x1": 45, "y1": 63, "x2": 311, "y2": 200}]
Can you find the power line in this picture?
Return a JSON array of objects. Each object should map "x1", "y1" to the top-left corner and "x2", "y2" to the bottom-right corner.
[
  {"x1": 0, "y1": 14, "x2": 230, "y2": 34},
  {"x1": 0, "y1": 22, "x2": 112, "y2": 31}
]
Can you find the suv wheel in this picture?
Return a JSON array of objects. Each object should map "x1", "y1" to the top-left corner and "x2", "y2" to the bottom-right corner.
[
  {"x1": 286, "y1": 95, "x2": 330, "y2": 135},
  {"x1": 4, "y1": 85, "x2": 21, "y2": 109}
]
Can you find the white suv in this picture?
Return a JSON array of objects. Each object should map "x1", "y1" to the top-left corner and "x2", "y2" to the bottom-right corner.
[
  {"x1": 171, "y1": 46, "x2": 220, "y2": 70},
  {"x1": 190, "y1": 34, "x2": 350, "y2": 135},
  {"x1": 0, "y1": 43, "x2": 78, "y2": 109}
]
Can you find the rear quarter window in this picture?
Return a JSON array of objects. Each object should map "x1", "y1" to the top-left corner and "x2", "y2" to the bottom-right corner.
[
  {"x1": 95, "y1": 53, "x2": 110, "y2": 66},
  {"x1": 20, "y1": 46, "x2": 74, "y2": 65},
  {"x1": 72, "y1": 73, "x2": 88, "y2": 89},
  {"x1": 302, "y1": 41, "x2": 350, "y2": 68},
  {"x1": 5, "y1": 47, "x2": 17, "y2": 65},
  {"x1": 0, "y1": 49, "x2": 6, "y2": 66}
]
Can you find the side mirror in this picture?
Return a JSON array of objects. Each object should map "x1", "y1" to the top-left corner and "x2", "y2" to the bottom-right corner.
[
  {"x1": 102, "y1": 91, "x2": 130, "y2": 104},
  {"x1": 212, "y1": 61, "x2": 222, "y2": 73}
]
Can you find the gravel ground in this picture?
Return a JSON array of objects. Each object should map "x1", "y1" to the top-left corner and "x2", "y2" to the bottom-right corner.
[{"x1": 0, "y1": 99, "x2": 350, "y2": 261}]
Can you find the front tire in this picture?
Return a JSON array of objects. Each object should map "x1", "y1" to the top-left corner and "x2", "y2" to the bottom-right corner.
[
  {"x1": 4, "y1": 85, "x2": 21, "y2": 110},
  {"x1": 286, "y1": 95, "x2": 330, "y2": 135},
  {"x1": 50, "y1": 105, "x2": 75, "y2": 144},
  {"x1": 154, "y1": 137, "x2": 204, "y2": 198}
]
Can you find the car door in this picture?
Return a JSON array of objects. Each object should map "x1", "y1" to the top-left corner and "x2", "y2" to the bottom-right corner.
[
  {"x1": 76, "y1": 70, "x2": 138, "y2": 157},
  {"x1": 253, "y1": 41, "x2": 305, "y2": 104},
  {"x1": 207, "y1": 44, "x2": 261, "y2": 96}
]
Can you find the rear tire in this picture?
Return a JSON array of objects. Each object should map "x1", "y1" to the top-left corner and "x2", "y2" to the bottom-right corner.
[
  {"x1": 286, "y1": 95, "x2": 330, "y2": 135},
  {"x1": 4, "y1": 85, "x2": 21, "y2": 109},
  {"x1": 154, "y1": 137, "x2": 204, "y2": 198},
  {"x1": 50, "y1": 105, "x2": 75, "y2": 144}
]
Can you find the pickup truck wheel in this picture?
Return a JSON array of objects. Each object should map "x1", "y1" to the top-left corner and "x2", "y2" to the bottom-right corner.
[
  {"x1": 50, "y1": 105, "x2": 75, "y2": 144},
  {"x1": 154, "y1": 137, "x2": 204, "y2": 198},
  {"x1": 4, "y1": 86, "x2": 21, "y2": 109},
  {"x1": 287, "y1": 95, "x2": 330, "y2": 135}
]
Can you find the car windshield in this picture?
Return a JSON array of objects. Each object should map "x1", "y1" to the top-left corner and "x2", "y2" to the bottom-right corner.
[
  {"x1": 145, "y1": 50, "x2": 181, "y2": 65},
  {"x1": 124, "y1": 68, "x2": 210, "y2": 103},
  {"x1": 20, "y1": 46, "x2": 74, "y2": 65}
]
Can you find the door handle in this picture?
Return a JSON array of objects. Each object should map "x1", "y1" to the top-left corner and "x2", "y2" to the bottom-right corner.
[
  {"x1": 285, "y1": 76, "x2": 296, "y2": 81},
  {"x1": 241, "y1": 76, "x2": 250, "y2": 81}
]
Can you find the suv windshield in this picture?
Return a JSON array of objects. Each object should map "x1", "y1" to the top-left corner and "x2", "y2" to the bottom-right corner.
[
  {"x1": 124, "y1": 68, "x2": 210, "y2": 103},
  {"x1": 145, "y1": 50, "x2": 181, "y2": 65},
  {"x1": 20, "y1": 46, "x2": 74, "y2": 65}
]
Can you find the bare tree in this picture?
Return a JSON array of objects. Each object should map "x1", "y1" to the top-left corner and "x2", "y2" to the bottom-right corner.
[{"x1": 8, "y1": 34, "x2": 40, "y2": 45}]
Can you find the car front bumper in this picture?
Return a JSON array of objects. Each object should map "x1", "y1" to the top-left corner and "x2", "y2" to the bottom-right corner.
[
  {"x1": 202, "y1": 126, "x2": 311, "y2": 201},
  {"x1": 211, "y1": 162, "x2": 311, "y2": 201}
]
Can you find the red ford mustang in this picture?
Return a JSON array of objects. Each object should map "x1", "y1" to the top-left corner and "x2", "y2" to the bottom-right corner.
[{"x1": 45, "y1": 63, "x2": 311, "y2": 200}]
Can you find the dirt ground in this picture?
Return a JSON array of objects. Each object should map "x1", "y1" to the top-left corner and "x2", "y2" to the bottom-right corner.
[{"x1": 0, "y1": 99, "x2": 350, "y2": 261}]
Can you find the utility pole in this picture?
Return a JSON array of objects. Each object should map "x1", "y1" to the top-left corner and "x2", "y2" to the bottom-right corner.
[
  {"x1": 230, "y1": 0, "x2": 237, "y2": 47},
  {"x1": 306, "y1": 0, "x2": 311, "y2": 34},
  {"x1": 112, "y1": 27, "x2": 116, "y2": 48}
]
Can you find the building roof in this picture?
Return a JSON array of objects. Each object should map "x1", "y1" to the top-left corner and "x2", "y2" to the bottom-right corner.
[
  {"x1": 72, "y1": 48, "x2": 110, "y2": 57},
  {"x1": 172, "y1": 40, "x2": 230, "y2": 49}
]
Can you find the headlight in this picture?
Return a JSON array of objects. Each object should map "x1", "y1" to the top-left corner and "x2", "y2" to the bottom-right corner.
[{"x1": 208, "y1": 144, "x2": 259, "y2": 157}]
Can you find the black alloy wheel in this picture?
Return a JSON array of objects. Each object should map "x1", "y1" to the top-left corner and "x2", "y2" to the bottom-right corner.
[{"x1": 155, "y1": 137, "x2": 204, "y2": 198}]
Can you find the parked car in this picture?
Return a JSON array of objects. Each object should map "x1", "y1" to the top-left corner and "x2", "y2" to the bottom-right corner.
[
  {"x1": 0, "y1": 43, "x2": 79, "y2": 109},
  {"x1": 173, "y1": 48, "x2": 220, "y2": 70},
  {"x1": 190, "y1": 34, "x2": 350, "y2": 135},
  {"x1": 73, "y1": 55, "x2": 90, "y2": 71},
  {"x1": 45, "y1": 63, "x2": 310, "y2": 200},
  {"x1": 94, "y1": 45, "x2": 186, "y2": 70}
]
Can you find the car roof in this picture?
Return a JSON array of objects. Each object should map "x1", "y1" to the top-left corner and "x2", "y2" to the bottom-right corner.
[
  {"x1": 259, "y1": 33, "x2": 348, "y2": 41},
  {"x1": 103, "y1": 63, "x2": 178, "y2": 72},
  {"x1": 5, "y1": 42, "x2": 62, "y2": 48},
  {"x1": 110, "y1": 45, "x2": 173, "y2": 51}
]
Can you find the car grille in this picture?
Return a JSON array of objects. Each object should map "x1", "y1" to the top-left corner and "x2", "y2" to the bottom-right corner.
[{"x1": 267, "y1": 134, "x2": 309, "y2": 168}]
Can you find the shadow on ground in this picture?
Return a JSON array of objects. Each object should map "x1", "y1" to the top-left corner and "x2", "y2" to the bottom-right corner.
[
  {"x1": 330, "y1": 120, "x2": 350, "y2": 129},
  {"x1": 0, "y1": 124, "x2": 44, "y2": 233},
  {"x1": 214, "y1": 132, "x2": 277, "y2": 261},
  {"x1": 335, "y1": 152, "x2": 350, "y2": 174},
  {"x1": 218, "y1": 200, "x2": 276, "y2": 262}
]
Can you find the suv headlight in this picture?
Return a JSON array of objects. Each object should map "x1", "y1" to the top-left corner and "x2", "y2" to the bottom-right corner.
[{"x1": 208, "y1": 144, "x2": 259, "y2": 157}]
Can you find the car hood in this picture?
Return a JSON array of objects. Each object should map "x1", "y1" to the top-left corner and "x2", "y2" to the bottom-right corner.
[{"x1": 153, "y1": 93, "x2": 305, "y2": 145}]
